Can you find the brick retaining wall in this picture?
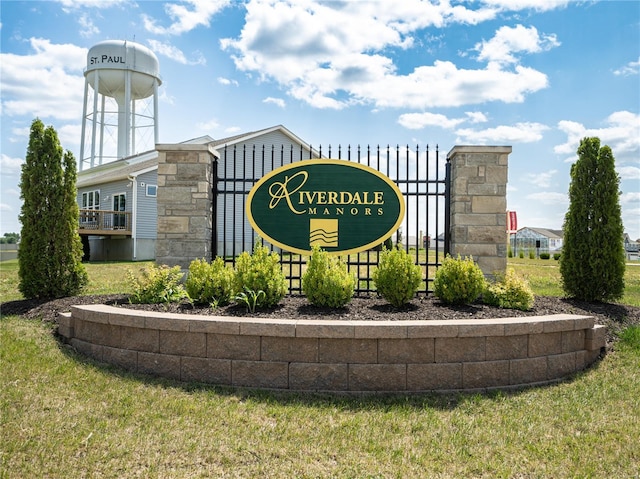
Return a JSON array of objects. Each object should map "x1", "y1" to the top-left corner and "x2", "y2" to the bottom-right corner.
[{"x1": 58, "y1": 305, "x2": 606, "y2": 392}]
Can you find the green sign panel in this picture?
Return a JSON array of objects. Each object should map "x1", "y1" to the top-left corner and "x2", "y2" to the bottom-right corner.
[{"x1": 247, "y1": 159, "x2": 405, "y2": 255}]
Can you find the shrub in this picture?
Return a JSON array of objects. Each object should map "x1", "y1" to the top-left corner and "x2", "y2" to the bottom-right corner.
[
  {"x1": 483, "y1": 269, "x2": 535, "y2": 311},
  {"x1": 373, "y1": 247, "x2": 423, "y2": 307},
  {"x1": 128, "y1": 264, "x2": 188, "y2": 304},
  {"x1": 518, "y1": 250, "x2": 524, "y2": 259},
  {"x1": 302, "y1": 246, "x2": 355, "y2": 308},
  {"x1": 540, "y1": 252, "x2": 550, "y2": 260},
  {"x1": 560, "y1": 137, "x2": 625, "y2": 301},
  {"x1": 529, "y1": 250, "x2": 535, "y2": 259},
  {"x1": 553, "y1": 253, "x2": 561, "y2": 261},
  {"x1": 19, "y1": 119, "x2": 87, "y2": 299},
  {"x1": 185, "y1": 257, "x2": 235, "y2": 306},
  {"x1": 433, "y1": 255, "x2": 486, "y2": 305},
  {"x1": 234, "y1": 243, "x2": 287, "y2": 308}
]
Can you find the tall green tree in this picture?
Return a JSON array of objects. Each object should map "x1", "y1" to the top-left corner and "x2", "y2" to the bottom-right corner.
[
  {"x1": 18, "y1": 119, "x2": 88, "y2": 299},
  {"x1": 560, "y1": 137, "x2": 625, "y2": 302}
]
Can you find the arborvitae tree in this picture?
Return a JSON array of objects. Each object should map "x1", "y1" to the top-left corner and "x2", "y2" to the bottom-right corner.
[
  {"x1": 560, "y1": 137, "x2": 625, "y2": 302},
  {"x1": 18, "y1": 119, "x2": 88, "y2": 299}
]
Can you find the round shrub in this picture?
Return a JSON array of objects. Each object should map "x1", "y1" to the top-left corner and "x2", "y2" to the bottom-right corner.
[
  {"x1": 483, "y1": 269, "x2": 535, "y2": 311},
  {"x1": 127, "y1": 264, "x2": 188, "y2": 304},
  {"x1": 302, "y1": 246, "x2": 355, "y2": 308},
  {"x1": 433, "y1": 255, "x2": 485, "y2": 305},
  {"x1": 185, "y1": 257, "x2": 235, "y2": 306},
  {"x1": 234, "y1": 243, "x2": 287, "y2": 308},
  {"x1": 373, "y1": 247, "x2": 423, "y2": 307}
]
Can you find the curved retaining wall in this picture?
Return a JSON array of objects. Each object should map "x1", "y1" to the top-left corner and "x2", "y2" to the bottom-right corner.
[{"x1": 58, "y1": 305, "x2": 606, "y2": 393}]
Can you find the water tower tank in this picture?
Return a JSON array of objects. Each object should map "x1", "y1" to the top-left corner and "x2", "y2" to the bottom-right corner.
[{"x1": 80, "y1": 40, "x2": 162, "y2": 169}]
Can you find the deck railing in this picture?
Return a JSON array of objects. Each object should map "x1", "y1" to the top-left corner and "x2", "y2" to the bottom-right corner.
[{"x1": 78, "y1": 209, "x2": 131, "y2": 235}]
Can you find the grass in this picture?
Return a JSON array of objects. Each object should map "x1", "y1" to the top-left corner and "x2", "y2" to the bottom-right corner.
[
  {"x1": 508, "y1": 257, "x2": 640, "y2": 307},
  {"x1": 2, "y1": 257, "x2": 640, "y2": 477},
  {"x1": 0, "y1": 260, "x2": 153, "y2": 303},
  {"x1": 1, "y1": 316, "x2": 639, "y2": 478}
]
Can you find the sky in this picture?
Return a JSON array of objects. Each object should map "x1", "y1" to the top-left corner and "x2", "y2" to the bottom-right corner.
[{"x1": 1, "y1": 0, "x2": 639, "y2": 241}]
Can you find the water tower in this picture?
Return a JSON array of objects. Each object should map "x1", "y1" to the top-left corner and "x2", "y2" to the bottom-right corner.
[{"x1": 79, "y1": 40, "x2": 161, "y2": 170}]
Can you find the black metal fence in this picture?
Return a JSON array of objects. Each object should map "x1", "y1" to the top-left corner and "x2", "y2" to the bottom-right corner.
[{"x1": 213, "y1": 143, "x2": 450, "y2": 295}]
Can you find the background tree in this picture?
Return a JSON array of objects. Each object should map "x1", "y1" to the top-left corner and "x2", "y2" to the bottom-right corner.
[
  {"x1": 18, "y1": 119, "x2": 87, "y2": 299},
  {"x1": 0, "y1": 233, "x2": 20, "y2": 244},
  {"x1": 560, "y1": 137, "x2": 625, "y2": 302}
]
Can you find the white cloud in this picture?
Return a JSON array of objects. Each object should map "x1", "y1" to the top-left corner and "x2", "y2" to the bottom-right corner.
[
  {"x1": 0, "y1": 154, "x2": 23, "y2": 176},
  {"x1": 58, "y1": 123, "x2": 82, "y2": 151},
  {"x1": 0, "y1": 38, "x2": 86, "y2": 121},
  {"x1": 555, "y1": 111, "x2": 640, "y2": 160},
  {"x1": 525, "y1": 191, "x2": 568, "y2": 205},
  {"x1": 221, "y1": 1, "x2": 553, "y2": 110},
  {"x1": 196, "y1": 119, "x2": 220, "y2": 131},
  {"x1": 78, "y1": 13, "x2": 100, "y2": 37},
  {"x1": 475, "y1": 24, "x2": 560, "y2": 66},
  {"x1": 217, "y1": 77, "x2": 239, "y2": 87},
  {"x1": 613, "y1": 57, "x2": 640, "y2": 76},
  {"x1": 224, "y1": 126, "x2": 242, "y2": 134},
  {"x1": 56, "y1": 0, "x2": 127, "y2": 8},
  {"x1": 619, "y1": 166, "x2": 640, "y2": 180},
  {"x1": 147, "y1": 40, "x2": 205, "y2": 65},
  {"x1": 398, "y1": 112, "x2": 466, "y2": 130},
  {"x1": 525, "y1": 170, "x2": 558, "y2": 188},
  {"x1": 480, "y1": 0, "x2": 571, "y2": 12},
  {"x1": 621, "y1": 192, "x2": 640, "y2": 204},
  {"x1": 456, "y1": 122, "x2": 549, "y2": 143},
  {"x1": 263, "y1": 97, "x2": 286, "y2": 108},
  {"x1": 465, "y1": 111, "x2": 488, "y2": 123},
  {"x1": 143, "y1": 0, "x2": 230, "y2": 35}
]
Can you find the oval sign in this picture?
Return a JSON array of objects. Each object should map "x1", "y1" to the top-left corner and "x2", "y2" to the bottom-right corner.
[{"x1": 247, "y1": 159, "x2": 405, "y2": 255}]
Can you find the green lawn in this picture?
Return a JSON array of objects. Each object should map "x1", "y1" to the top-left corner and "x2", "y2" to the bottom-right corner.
[
  {"x1": 508, "y1": 257, "x2": 640, "y2": 307},
  {"x1": 1, "y1": 258, "x2": 640, "y2": 477}
]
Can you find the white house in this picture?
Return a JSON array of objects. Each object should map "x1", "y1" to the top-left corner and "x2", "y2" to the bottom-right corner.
[
  {"x1": 76, "y1": 125, "x2": 317, "y2": 261},
  {"x1": 510, "y1": 227, "x2": 564, "y2": 255}
]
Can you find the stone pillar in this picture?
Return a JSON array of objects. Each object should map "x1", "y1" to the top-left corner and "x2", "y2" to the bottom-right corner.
[
  {"x1": 447, "y1": 146, "x2": 511, "y2": 278},
  {"x1": 155, "y1": 143, "x2": 217, "y2": 269}
]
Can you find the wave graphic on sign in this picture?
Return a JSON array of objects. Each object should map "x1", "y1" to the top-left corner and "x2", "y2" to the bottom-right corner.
[{"x1": 309, "y1": 219, "x2": 338, "y2": 247}]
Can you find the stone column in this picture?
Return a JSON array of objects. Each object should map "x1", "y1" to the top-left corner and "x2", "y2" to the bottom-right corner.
[
  {"x1": 447, "y1": 146, "x2": 511, "y2": 278},
  {"x1": 155, "y1": 143, "x2": 217, "y2": 269}
]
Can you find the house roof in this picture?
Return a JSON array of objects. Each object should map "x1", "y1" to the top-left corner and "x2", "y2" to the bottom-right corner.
[
  {"x1": 209, "y1": 125, "x2": 316, "y2": 154},
  {"x1": 77, "y1": 152, "x2": 158, "y2": 188},
  {"x1": 180, "y1": 135, "x2": 214, "y2": 145},
  {"x1": 76, "y1": 125, "x2": 315, "y2": 188}
]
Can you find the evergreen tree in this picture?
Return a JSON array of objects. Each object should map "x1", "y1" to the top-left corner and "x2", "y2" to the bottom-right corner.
[
  {"x1": 18, "y1": 119, "x2": 88, "y2": 299},
  {"x1": 560, "y1": 137, "x2": 625, "y2": 302}
]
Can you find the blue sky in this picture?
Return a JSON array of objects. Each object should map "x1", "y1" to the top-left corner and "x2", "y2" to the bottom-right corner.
[{"x1": 1, "y1": 0, "x2": 639, "y2": 240}]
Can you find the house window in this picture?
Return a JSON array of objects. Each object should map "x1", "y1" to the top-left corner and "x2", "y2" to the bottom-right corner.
[
  {"x1": 80, "y1": 190, "x2": 100, "y2": 225},
  {"x1": 81, "y1": 190, "x2": 100, "y2": 210},
  {"x1": 113, "y1": 193, "x2": 127, "y2": 229},
  {"x1": 146, "y1": 184, "x2": 157, "y2": 197}
]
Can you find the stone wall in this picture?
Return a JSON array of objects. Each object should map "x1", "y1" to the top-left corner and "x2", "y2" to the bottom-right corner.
[
  {"x1": 155, "y1": 144, "x2": 217, "y2": 269},
  {"x1": 58, "y1": 305, "x2": 606, "y2": 393},
  {"x1": 447, "y1": 146, "x2": 511, "y2": 278}
]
